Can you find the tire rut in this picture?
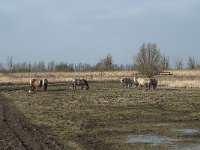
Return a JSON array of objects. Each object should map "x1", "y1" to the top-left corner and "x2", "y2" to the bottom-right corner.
[{"x1": 0, "y1": 94, "x2": 64, "y2": 150}]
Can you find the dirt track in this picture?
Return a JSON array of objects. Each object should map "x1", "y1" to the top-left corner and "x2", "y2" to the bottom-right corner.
[{"x1": 0, "y1": 94, "x2": 64, "y2": 150}]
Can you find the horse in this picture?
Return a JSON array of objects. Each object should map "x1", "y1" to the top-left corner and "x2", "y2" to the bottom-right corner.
[
  {"x1": 150, "y1": 78, "x2": 158, "y2": 90},
  {"x1": 72, "y1": 78, "x2": 89, "y2": 90},
  {"x1": 133, "y1": 77, "x2": 157, "y2": 90},
  {"x1": 120, "y1": 77, "x2": 132, "y2": 87},
  {"x1": 30, "y1": 78, "x2": 43, "y2": 91},
  {"x1": 42, "y1": 78, "x2": 48, "y2": 91}
]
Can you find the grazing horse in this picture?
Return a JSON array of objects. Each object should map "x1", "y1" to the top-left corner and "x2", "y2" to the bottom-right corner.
[
  {"x1": 120, "y1": 77, "x2": 132, "y2": 87},
  {"x1": 30, "y1": 78, "x2": 43, "y2": 91},
  {"x1": 133, "y1": 77, "x2": 139, "y2": 87},
  {"x1": 150, "y1": 78, "x2": 158, "y2": 90},
  {"x1": 133, "y1": 77, "x2": 157, "y2": 90},
  {"x1": 72, "y1": 78, "x2": 89, "y2": 90},
  {"x1": 42, "y1": 78, "x2": 48, "y2": 91}
]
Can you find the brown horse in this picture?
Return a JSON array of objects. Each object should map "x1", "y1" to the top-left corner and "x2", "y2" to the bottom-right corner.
[
  {"x1": 120, "y1": 77, "x2": 132, "y2": 87},
  {"x1": 150, "y1": 78, "x2": 158, "y2": 90},
  {"x1": 72, "y1": 78, "x2": 89, "y2": 90},
  {"x1": 42, "y1": 78, "x2": 48, "y2": 91}
]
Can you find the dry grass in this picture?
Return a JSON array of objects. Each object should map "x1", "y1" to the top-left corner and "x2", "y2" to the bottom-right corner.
[
  {"x1": 159, "y1": 79, "x2": 200, "y2": 88},
  {"x1": 1, "y1": 70, "x2": 200, "y2": 88},
  {"x1": 172, "y1": 70, "x2": 200, "y2": 77},
  {"x1": 0, "y1": 71, "x2": 137, "y2": 84},
  {"x1": 158, "y1": 70, "x2": 200, "y2": 88},
  {"x1": 2, "y1": 83, "x2": 200, "y2": 149}
]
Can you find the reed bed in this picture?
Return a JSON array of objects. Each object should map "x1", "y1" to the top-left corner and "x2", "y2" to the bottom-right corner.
[
  {"x1": 159, "y1": 79, "x2": 200, "y2": 88},
  {"x1": 1, "y1": 70, "x2": 200, "y2": 88},
  {"x1": 172, "y1": 70, "x2": 200, "y2": 77},
  {"x1": 158, "y1": 70, "x2": 200, "y2": 88},
  {"x1": 0, "y1": 71, "x2": 136, "y2": 84}
]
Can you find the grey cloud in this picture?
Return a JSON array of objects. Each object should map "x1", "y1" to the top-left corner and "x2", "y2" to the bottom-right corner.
[{"x1": 0, "y1": 0, "x2": 200, "y2": 65}]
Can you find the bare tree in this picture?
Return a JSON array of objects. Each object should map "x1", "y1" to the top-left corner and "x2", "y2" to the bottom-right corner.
[
  {"x1": 6, "y1": 56, "x2": 13, "y2": 72},
  {"x1": 13, "y1": 62, "x2": 30, "y2": 72},
  {"x1": 175, "y1": 57, "x2": 183, "y2": 70},
  {"x1": 134, "y1": 43, "x2": 164, "y2": 77},
  {"x1": 96, "y1": 53, "x2": 113, "y2": 71},
  {"x1": 54, "y1": 62, "x2": 68, "y2": 71},
  {"x1": 187, "y1": 56, "x2": 196, "y2": 70},
  {"x1": 48, "y1": 61, "x2": 55, "y2": 71},
  {"x1": 160, "y1": 55, "x2": 170, "y2": 70},
  {"x1": 38, "y1": 61, "x2": 46, "y2": 71},
  {"x1": 0, "y1": 63, "x2": 5, "y2": 72}
]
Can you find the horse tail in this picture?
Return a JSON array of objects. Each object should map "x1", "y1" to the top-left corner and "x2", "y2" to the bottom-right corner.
[
  {"x1": 43, "y1": 79, "x2": 48, "y2": 91},
  {"x1": 39, "y1": 79, "x2": 43, "y2": 87},
  {"x1": 84, "y1": 79, "x2": 90, "y2": 90}
]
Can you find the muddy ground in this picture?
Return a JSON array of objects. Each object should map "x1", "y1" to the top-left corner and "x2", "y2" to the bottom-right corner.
[
  {"x1": 1, "y1": 83, "x2": 200, "y2": 149},
  {"x1": 0, "y1": 93, "x2": 66, "y2": 150}
]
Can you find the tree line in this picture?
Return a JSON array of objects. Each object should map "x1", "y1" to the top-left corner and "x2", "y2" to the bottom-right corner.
[
  {"x1": 1, "y1": 43, "x2": 200, "y2": 74},
  {"x1": 0, "y1": 54, "x2": 133, "y2": 73}
]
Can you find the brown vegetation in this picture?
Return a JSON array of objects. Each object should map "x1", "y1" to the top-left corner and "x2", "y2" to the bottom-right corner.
[
  {"x1": 1, "y1": 80, "x2": 200, "y2": 149},
  {"x1": 1, "y1": 70, "x2": 200, "y2": 88}
]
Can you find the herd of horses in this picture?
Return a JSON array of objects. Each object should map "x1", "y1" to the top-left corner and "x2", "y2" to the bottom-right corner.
[
  {"x1": 29, "y1": 76, "x2": 157, "y2": 92},
  {"x1": 29, "y1": 78, "x2": 48, "y2": 92},
  {"x1": 29, "y1": 78, "x2": 90, "y2": 92},
  {"x1": 120, "y1": 77, "x2": 158, "y2": 90}
]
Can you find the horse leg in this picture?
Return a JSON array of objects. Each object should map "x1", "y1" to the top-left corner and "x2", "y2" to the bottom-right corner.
[
  {"x1": 73, "y1": 84, "x2": 76, "y2": 90},
  {"x1": 146, "y1": 84, "x2": 149, "y2": 90},
  {"x1": 138, "y1": 84, "x2": 141, "y2": 90},
  {"x1": 32, "y1": 86, "x2": 36, "y2": 92},
  {"x1": 44, "y1": 84, "x2": 47, "y2": 91},
  {"x1": 130, "y1": 82, "x2": 132, "y2": 87},
  {"x1": 153, "y1": 84, "x2": 156, "y2": 90}
]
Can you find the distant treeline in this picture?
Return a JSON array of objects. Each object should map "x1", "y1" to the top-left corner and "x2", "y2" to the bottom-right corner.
[
  {"x1": 1, "y1": 50, "x2": 200, "y2": 73},
  {"x1": 0, "y1": 54, "x2": 134, "y2": 72}
]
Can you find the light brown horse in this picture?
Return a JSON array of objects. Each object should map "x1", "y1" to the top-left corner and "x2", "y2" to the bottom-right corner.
[
  {"x1": 72, "y1": 78, "x2": 89, "y2": 90},
  {"x1": 30, "y1": 78, "x2": 49, "y2": 92},
  {"x1": 30, "y1": 78, "x2": 43, "y2": 91},
  {"x1": 133, "y1": 77, "x2": 157, "y2": 90}
]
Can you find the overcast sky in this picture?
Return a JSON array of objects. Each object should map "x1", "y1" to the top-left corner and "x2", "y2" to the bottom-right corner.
[{"x1": 1, "y1": 0, "x2": 200, "y2": 66}]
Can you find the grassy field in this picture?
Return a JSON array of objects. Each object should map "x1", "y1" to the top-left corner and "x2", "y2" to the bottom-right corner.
[
  {"x1": 1, "y1": 70, "x2": 200, "y2": 149},
  {"x1": 1, "y1": 70, "x2": 200, "y2": 88}
]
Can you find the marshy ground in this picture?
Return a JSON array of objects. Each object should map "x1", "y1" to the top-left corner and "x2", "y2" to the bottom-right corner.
[{"x1": 1, "y1": 81, "x2": 200, "y2": 149}]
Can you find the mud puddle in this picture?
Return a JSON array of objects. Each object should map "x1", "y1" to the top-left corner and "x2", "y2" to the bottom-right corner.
[
  {"x1": 125, "y1": 134, "x2": 177, "y2": 145},
  {"x1": 125, "y1": 123, "x2": 200, "y2": 149},
  {"x1": 171, "y1": 128, "x2": 199, "y2": 134}
]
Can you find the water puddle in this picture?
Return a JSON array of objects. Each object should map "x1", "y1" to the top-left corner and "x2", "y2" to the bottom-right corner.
[
  {"x1": 173, "y1": 144, "x2": 200, "y2": 150},
  {"x1": 125, "y1": 123, "x2": 200, "y2": 148},
  {"x1": 171, "y1": 128, "x2": 199, "y2": 134},
  {"x1": 125, "y1": 134, "x2": 177, "y2": 145},
  {"x1": 155, "y1": 123, "x2": 169, "y2": 127}
]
